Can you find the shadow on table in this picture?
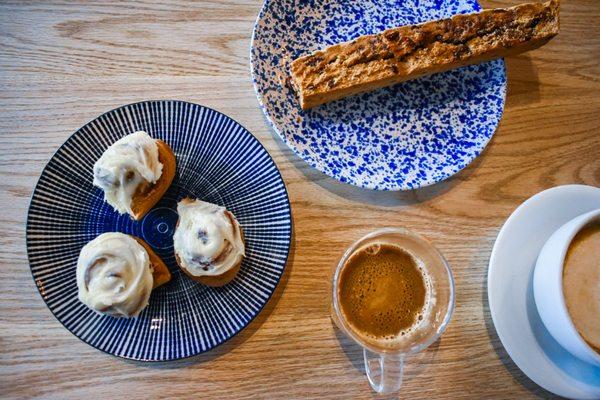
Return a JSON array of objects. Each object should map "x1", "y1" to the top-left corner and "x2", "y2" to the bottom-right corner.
[
  {"x1": 262, "y1": 53, "x2": 541, "y2": 209},
  {"x1": 331, "y1": 318, "x2": 441, "y2": 399},
  {"x1": 270, "y1": 117, "x2": 496, "y2": 208},
  {"x1": 123, "y1": 217, "x2": 297, "y2": 369},
  {"x1": 481, "y1": 236, "x2": 560, "y2": 399},
  {"x1": 504, "y1": 55, "x2": 540, "y2": 110}
]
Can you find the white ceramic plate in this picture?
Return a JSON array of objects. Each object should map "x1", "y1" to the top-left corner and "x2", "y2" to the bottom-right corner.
[{"x1": 488, "y1": 184, "x2": 600, "y2": 399}]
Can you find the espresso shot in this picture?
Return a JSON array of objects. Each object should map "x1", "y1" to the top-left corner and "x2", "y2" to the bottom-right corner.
[{"x1": 337, "y1": 242, "x2": 432, "y2": 350}]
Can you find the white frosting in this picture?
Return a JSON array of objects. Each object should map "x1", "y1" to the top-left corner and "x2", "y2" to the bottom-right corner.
[
  {"x1": 93, "y1": 131, "x2": 163, "y2": 216},
  {"x1": 76, "y1": 232, "x2": 154, "y2": 318},
  {"x1": 173, "y1": 199, "x2": 245, "y2": 277}
]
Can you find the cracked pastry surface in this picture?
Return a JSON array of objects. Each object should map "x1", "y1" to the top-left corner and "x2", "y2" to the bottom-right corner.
[{"x1": 290, "y1": 0, "x2": 559, "y2": 109}]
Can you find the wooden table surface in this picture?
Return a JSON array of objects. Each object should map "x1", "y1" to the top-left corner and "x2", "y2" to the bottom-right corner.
[{"x1": 1, "y1": 0, "x2": 598, "y2": 398}]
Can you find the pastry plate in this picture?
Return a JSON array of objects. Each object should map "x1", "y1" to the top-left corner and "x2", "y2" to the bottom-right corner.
[
  {"x1": 251, "y1": 0, "x2": 506, "y2": 190},
  {"x1": 26, "y1": 100, "x2": 292, "y2": 361},
  {"x1": 488, "y1": 185, "x2": 600, "y2": 398}
]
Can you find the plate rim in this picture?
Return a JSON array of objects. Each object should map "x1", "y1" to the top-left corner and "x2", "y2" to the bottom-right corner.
[
  {"x1": 26, "y1": 99, "x2": 293, "y2": 362},
  {"x1": 249, "y1": 0, "x2": 507, "y2": 191},
  {"x1": 487, "y1": 184, "x2": 600, "y2": 397}
]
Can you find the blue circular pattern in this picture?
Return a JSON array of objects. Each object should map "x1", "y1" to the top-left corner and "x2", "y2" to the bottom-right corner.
[
  {"x1": 251, "y1": 0, "x2": 507, "y2": 190},
  {"x1": 141, "y1": 207, "x2": 178, "y2": 249},
  {"x1": 26, "y1": 101, "x2": 292, "y2": 361}
]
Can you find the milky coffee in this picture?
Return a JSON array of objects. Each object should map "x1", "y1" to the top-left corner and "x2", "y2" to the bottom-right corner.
[{"x1": 563, "y1": 219, "x2": 600, "y2": 354}]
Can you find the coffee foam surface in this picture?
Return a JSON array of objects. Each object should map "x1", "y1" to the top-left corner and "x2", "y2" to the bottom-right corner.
[
  {"x1": 338, "y1": 243, "x2": 436, "y2": 350},
  {"x1": 364, "y1": 253, "x2": 435, "y2": 348}
]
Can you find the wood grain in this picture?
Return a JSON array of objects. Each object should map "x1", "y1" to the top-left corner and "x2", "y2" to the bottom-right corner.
[{"x1": 1, "y1": 0, "x2": 599, "y2": 398}]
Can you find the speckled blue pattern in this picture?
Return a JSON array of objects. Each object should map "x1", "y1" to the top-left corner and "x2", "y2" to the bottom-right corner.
[{"x1": 251, "y1": 0, "x2": 507, "y2": 190}]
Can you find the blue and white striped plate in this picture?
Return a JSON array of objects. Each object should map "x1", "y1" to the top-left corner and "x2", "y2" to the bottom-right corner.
[
  {"x1": 251, "y1": 0, "x2": 506, "y2": 190},
  {"x1": 26, "y1": 101, "x2": 292, "y2": 361}
]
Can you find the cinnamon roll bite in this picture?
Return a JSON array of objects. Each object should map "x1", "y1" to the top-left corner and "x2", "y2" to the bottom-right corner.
[
  {"x1": 76, "y1": 232, "x2": 171, "y2": 318},
  {"x1": 93, "y1": 131, "x2": 176, "y2": 220},
  {"x1": 173, "y1": 198, "x2": 245, "y2": 287}
]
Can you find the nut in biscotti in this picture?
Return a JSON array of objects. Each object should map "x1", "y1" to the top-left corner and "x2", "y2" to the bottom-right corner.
[{"x1": 289, "y1": 0, "x2": 559, "y2": 110}]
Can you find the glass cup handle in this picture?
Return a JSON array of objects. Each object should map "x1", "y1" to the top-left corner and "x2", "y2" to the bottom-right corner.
[{"x1": 363, "y1": 348, "x2": 404, "y2": 394}]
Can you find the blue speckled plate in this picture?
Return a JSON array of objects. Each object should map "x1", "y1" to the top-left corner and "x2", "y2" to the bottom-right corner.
[
  {"x1": 251, "y1": 0, "x2": 506, "y2": 190},
  {"x1": 26, "y1": 101, "x2": 292, "y2": 361}
]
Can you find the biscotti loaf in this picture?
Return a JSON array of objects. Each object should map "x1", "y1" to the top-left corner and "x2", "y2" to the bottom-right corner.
[{"x1": 290, "y1": 0, "x2": 559, "y2": 110}]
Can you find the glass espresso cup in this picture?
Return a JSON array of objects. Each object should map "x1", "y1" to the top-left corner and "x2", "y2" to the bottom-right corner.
[{"x1": 331, "y1": 228, "x2": 455, "y2": 394}]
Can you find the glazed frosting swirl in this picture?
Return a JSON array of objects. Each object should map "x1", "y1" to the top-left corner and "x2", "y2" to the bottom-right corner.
[
  {"x1": 173, "y1": 199, "x2": 245, "y2": 277},
  {"x1": 76, "y1": 232, "x2": 154, "y2": 318},
  {"x1": 93, "y1": 131, "x2": 163, "y2": 216}
]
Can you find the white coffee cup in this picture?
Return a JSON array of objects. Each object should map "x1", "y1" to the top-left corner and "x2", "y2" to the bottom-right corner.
[{"x1": 533, "y1": 209, "x2": 600, "y2": 367}]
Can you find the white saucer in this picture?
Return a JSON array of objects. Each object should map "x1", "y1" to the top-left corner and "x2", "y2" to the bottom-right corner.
[{"x1": 488, "y1": 184, "x2": 600, "y2": 399}]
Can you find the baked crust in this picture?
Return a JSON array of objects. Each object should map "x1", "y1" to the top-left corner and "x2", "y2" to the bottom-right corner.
[
  {"x1": 290, "y1": 0, "x2": 559, "y2": 109},
  {"x1": 133, "y1": 236, "x2": 172, "y2": 289},
  {"x1": 176, "y1": 253, "x2": 242, "y2": 287},
  {"x1": 130, "y1": 140, "x2": 176, "y2": 220}
]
